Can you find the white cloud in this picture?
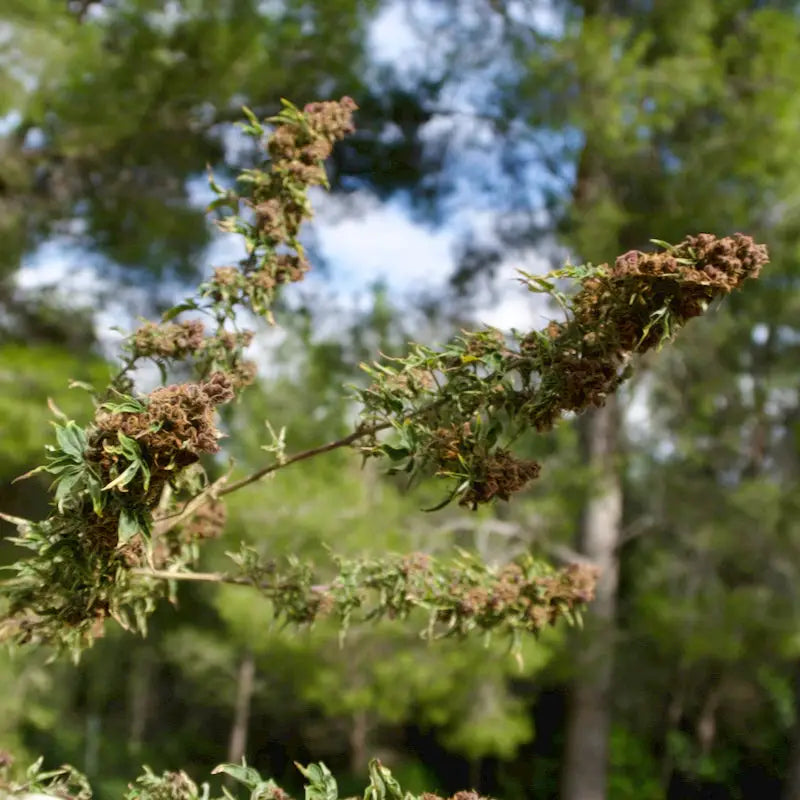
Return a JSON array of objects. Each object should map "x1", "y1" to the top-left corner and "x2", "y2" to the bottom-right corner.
[
  {"x1": 368, "y1": 2, "x2": 423, "y2": 66},
  {"x1": 473, "y1": 260, "x2": 553, "y2": 331},
  {"x1": 312, "y1": 194, "x2": 456, "y2": 293},
  {"x1": 15, "y1": 242, "x2": 96, "y2": 293}
]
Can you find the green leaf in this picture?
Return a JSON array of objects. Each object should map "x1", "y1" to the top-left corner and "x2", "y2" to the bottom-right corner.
[
  {"x1": 523, "y1": 275, "x2": 556, "y2": 294},
  {"x1": 12, "y1": 464, "x2": 49, "y2": 483},
  {"x1": 364, "y1": 760, "x2": 406, "y2": 800},
  {"x1": 206, "y1": 196, "x2": 234, "y2": 214},
  {"x1": 211, "y1": 761, "x2": 286, "y2": 799},
  {"x1": 117, "y1": 431, "x2": 143, "y2": 460},
  {"x1": 87, "y1": 476, "x2": 104, "y2": 515},
  {"x1": 26, "y1": 756, "x2": 45, "y2": 779},
  {"x1": 100, "y1": 396, "x2": 148, "y2": 414},
  {"x1": 54, "y1": 421, "x2": 86, "y2": 460},
  {"x1": 211, "y1": 763, "x2": 263, "y2": 789},
  {"x1": 68, "y1": 379, "x2": 95, "y2": 392},
  {"x1": 649, "y1": 238, "x2": 674, "y2": 251},
  {"x1": 103, "y1": 461, "x2": 140, "y2": 492},
  {"x1": 45, "y1": 454, "x2": 82, "y2": 474},
  {"x1": 162, "y1": 299, "x2": 199, "y2": 322},
  {"x1": 118, "y1": 508, "x2": 142, "y2": 543},
  {"x1": 485, "y1": 418, "x2": 503, "y2": 448},
  {"x1": 0, "y1": 512, "x2": 32, "y2": 531},
  {"x1": 54, "y1": 470, "x2": 85, "y2": 512},
  {"x1": 295, "y1": 762, "x2": 338, "y2": 800},
  {"x1": 422, "y1": 481, "x2": 468, "y2": 513},
  {"x1": 140, "y1": 460, "x2": 151, "y2": 492},
  {"x1": 47, "y1": 396, "x2": 69, "y2": 421},
  {"x1": 240, "y1": 105, "x2": 264, "y2": 132},
  {"x1": 381, "y1": 444, "x2": 411, "y2": 462},
  {"x1": 156, "y1": 360, "x2": 168, "y2": 386}
]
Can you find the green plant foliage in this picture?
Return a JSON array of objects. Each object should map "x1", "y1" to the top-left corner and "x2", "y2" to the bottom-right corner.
[
  {"x1": 0, "y1": 93, "x2": 769, "y2": 800},
  {"x1": 0, "y1": 755, "x2": 490, "y2": 800},
  {"x1": 0, "y1": 344, "x2": 107, "y2": 472},
  {"x1": 607, "y1": 726, "x2": 663, "y2": 800},
  {"x1": 0, "y1": 100, "x2": 619, "y2": 655},
  {"x1": 357, "y1": 235, "x2": 767, "y2": 509}
]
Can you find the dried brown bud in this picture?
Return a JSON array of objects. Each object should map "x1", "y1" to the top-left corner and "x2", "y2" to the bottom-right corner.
[
  {"x1": 131, "y1": 320, "x2": 206, "y2": 359},
  {"x1": 93, "y1": 373, "x2": 236, "y2": 486},
  {"x1": 274, "y1": 252, "x2": 310, "y2": 283},
  {"x1": 253, "y1": 198, "x2": 287, "y2": 240},
  {"x1": 212, "y1": 266, "x2": 241, "y2": 287},
  {"x1": 229, "y1": 359, "x2": 258, "y2": 389},
  {"x1": 460, "y1": 450, "x2": 541, "y2": 508},
  {"x1": 303, "y1": 96, "x2": 358, "y2": 139}
]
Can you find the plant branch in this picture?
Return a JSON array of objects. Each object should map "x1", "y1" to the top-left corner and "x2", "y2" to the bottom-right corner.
[
  {"x1": 149, "y1": 420, "x2": 394, "y2": 535},
  {"x1": 129, "y1": 550, "x2": 598, "y2": 647},
  {"x1": 218, "y1": 422, "x2": 389, "y2": 497},
  {"x1": 131, "y1": 567, "x2": 329, "y2": 594},
  {"x1": 132, "y1": 568, "x2": 244, "y2": 585},
  {"x1": 217, "y1": 389, "x2": 453, "y2": 499}
]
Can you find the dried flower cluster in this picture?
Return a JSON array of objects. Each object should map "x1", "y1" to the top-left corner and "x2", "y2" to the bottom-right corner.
[
  {"x1": 358, "y1": 233, "x2": 767, "y2": 508},
  {"x1": 0, "y1": 376, "x2": 239, "y2": 648},
  {"x1": 97, "y1": 373, "x2": 233, "y2": 466},
  {"x1": 527, "y1": 233, "x2": 768, "y2": 428},
  {"x1": 119, "y1": 97, "x2": 358, "y2": 397},
  {"x1": 218, "y1": 549, "x2": 597, "y2": 641},
  {"x1": 200, "y1": 97, "x2": 357, "y2": 319},
  {"x1": 428, "y1": 423, "x2": 541, "y2": 508},
  {"x1": 130, "y1": 320, "x2": 206, "y2": 359}
]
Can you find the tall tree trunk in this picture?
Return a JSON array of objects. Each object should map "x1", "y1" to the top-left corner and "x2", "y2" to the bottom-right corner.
[
  {"x1": 227, "y1": 651, "x2": 256, "y2": 765},
  {"x1": 127, "y1": 647, "x2": 154, "y2": 756},
  {"x1": 349, "y1": 709, "x2": 369, "y2": 774},
  {"x1": 560, "y1": 397, "x2": 623, "y2": 800},
  {"x1": 84, "y1": 713, "x2": 101, "y2": 776}
]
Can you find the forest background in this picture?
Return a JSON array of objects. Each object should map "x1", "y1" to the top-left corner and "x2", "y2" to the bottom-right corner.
[{"x1": 3, "y1": 2, "x2": 800, "y2": 799}]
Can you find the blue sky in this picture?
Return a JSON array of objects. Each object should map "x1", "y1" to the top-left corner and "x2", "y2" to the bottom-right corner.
[{"x1": 14, "y1": 0, "x2": 563, "y2": 345}]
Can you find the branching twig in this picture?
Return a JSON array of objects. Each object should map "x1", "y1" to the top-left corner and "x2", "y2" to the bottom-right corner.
[
  {"x1": 219, "y1": 422, "x2": 385, "y2": 497},
  {"x1": 131, "y1": 568, "x2": 241, "y2": 585}
]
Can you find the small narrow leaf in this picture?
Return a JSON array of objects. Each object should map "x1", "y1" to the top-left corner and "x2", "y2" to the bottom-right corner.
[
  {"x1": 12, "y1": 465, "x2": 48, "y2": 483},
  {"x1": 649, "y1": 238, "x2": 674, "y2": 250},
  {"x1": 47, "y1": 397, "x2": 68, "y2": 421},
  {"x1": 103, "y1": 461, "x2": 140, "y2": 492},
  {"x1": 295, "y1": 762, "x2": 338, "y2": 800},
  {"x1": 162, "y1": 300, "x2": 199, "y2": 322},
  {"x1": 117, "y1": 508, "x2": 141, "y2": 544}
]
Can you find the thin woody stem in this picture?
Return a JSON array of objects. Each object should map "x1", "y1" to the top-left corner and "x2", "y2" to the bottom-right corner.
[
  {"x1": 131, "y1": 567, "x2": 329, "y2": 594},
  {"x1": 132, "y1": 568, "x2": 234, "y2": 583},
  {"x1": 107, "y1": 354, "x2": 139, "y2": 393},
  {"x1": 218, "y1": 421, "x2": 390, "y2": 497},
  {"x1": 217, "y1": 396, "x2": 448, "y2": 499},
  {"x1": 150, "y1": 421, "x2": 391, "y2": 530}
]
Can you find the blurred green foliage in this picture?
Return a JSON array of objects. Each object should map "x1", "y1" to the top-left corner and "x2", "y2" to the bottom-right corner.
[{"x1": 0, "y1": 344, "x2": 108, "y2": 471}]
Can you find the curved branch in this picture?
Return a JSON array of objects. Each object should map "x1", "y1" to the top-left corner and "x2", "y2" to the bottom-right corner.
[{"x1": 218, "y1": 422, "x2": 387, "y2": 497}]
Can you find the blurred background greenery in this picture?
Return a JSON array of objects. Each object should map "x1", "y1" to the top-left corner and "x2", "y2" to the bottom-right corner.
[{"x1": 3, "y1": 1, "x2": 800, "y2": 798}]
